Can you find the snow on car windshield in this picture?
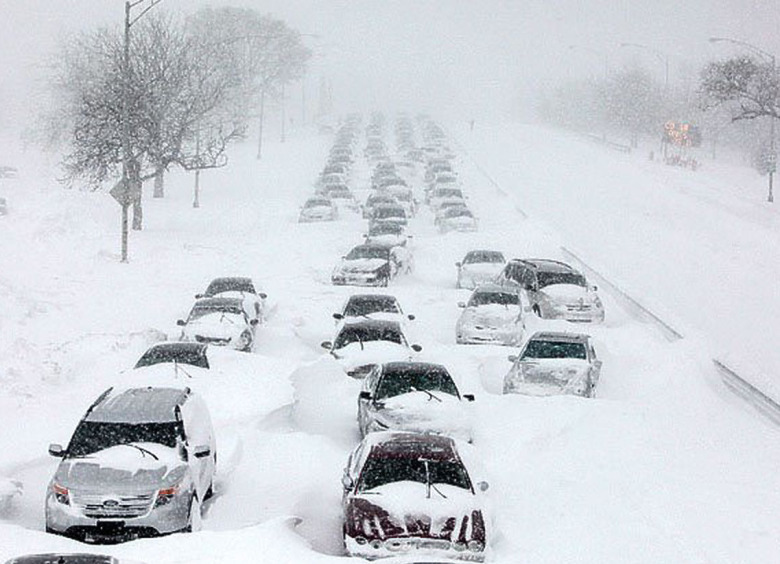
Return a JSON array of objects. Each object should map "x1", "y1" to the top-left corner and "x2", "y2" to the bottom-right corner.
[
  {"x1": 206, "y1": 278, "x2": 255, "y2": 295},
  {"x1": 469, "y1": 291, "x2": 519, "y2": 307},
  {"x1": 358, "y1": 456, "x2": 471, "y2": 492},
  {"x1": 346, "y1": 246, "x2": 390, "y2": 260},
  {"x1": 134, "y1": 346, "x2": 209, "y2": 369},
  {"x1": 67, "y1": 421, "x2": 183, "y2": 457},
  {"x1": 304, "y1": 198, "x2": 330, "y2": 208},
  {"x1": 345, "y1": 296, "x2": 400, "y2": 317},
  {"x1": 334, "y1": 324, "x2": 403, "y2": 349},
  {"x1": 188, "y1": 304, "x2": 244, "y2": 321},
  {"x1": 537, "y1": 271, "x2": 586, "y2": 288},
  {"x1": 369, "y1": 223, "x2": 403, "y2": 236},
  {"x1": 464, "y1": 251, "x2": 504, "y2": 264},
  {"x1": 522, "y1": 340, "x2": 587, "y2": 360},
  {"x1": 375, "y1": 366, "x2": 459, "y2": 400}
]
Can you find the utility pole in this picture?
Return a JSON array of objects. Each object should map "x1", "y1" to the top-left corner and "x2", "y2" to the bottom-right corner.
[{"x1": 281, "y1": 83, "x2": 286, "y2": 143}]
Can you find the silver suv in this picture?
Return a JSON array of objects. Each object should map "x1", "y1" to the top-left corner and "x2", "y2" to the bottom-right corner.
[{"x1": 45, "y1": 386, "x2": 216, "y2": 543}]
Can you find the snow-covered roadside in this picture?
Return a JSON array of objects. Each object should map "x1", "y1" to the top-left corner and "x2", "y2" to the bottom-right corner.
[{"x1": 0, "y1": 121, "x2": 779, "y2": 564}]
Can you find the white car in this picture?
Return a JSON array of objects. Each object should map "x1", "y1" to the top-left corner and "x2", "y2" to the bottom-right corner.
[
  {"x1": 385, "y1": 185, "x2": 416, "y2": 217},
  {"x1": 456, "y1": 250, "x2": 506, "y2": 289},
  {"x1": 178, "y1": 297, "x2": 259, "y2": 351},
  {"x1": 503, "y1": 331, "x2": 602, "y2": 397},
  {"x1": 364, "y1": 222, "x2": 410, "y2": 248},
  {"x1": 456, "y1": 284, "x2": 524, "y2": 346},
  {"x1": 195, "y1": 277, "x2": 267, "y2": 322},
  {"x1": 333, "y1": 294, "x2": 415, "y2": 325},
  {"x1": 332, "y1": 243, "x2": 412, "y2": 287},
  {"x1": 439, "y1": 207, "x2": 478, "y2": 233},
  {"x1": 321, "y1": 318, "x2": 422, "y2": 379},
  {"x1": 357, "y1": 361, "x2": 474, "y2": 441},
  {"x1": 299, "y1": 196, "x2": 338, "y2": 222}
]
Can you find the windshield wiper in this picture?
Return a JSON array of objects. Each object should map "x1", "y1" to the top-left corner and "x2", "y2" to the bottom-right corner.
[
  {"x1": 411, "y1": 386, "x2": 442, "y2": 402},
  {"x1": 174, "y1": 360, "x2": 194, "y2": 379},
  {"x1": 119, "y1": 443, "x2": 160, "y2": 461}
]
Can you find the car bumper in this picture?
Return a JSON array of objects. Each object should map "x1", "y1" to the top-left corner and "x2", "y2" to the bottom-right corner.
[
  {"x1": 545, "y1": 306, "x2": 604, "y2": 323},
  {"x1": 332, "y1": 273, "x2": 384, "y2": 286},
  {"x1": 345, "y1": 535, "x2": 485, "y2": 562},
  {"x1": 457, "y1": 326, "x2": 522, "y2": 346},
  {"x1": 503, "y1": 379, "x2": 591, "y2": 397},
  {"x1": 45, "y1": 491, "x2": 190, "y2": 543}
]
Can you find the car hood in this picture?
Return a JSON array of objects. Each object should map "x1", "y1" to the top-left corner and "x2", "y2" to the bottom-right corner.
[
  {"x1": 461, "y1": 304, "x2": 522, "y2": 326},
  {"x1": 333, "y1": 342, "x2": 412, "y2": 371},
  {"x1": 374, "y1": 392, "x2": 472, "y2": 439},
  {"x1": 540, "y1": 284, "x2": 593, "y2": 302},
  {"x1": 182, "y1": 314, "x2": 245, "y2": 339},
  {"x1": 55, "y1": 443, "x2": 186, "y2": 493},
  {"x1": 338, "y1": 258, "x2": 389, "y2": 273},
  {"x1": 518, "y1": 358, "x2": 591, "y2": 388}
]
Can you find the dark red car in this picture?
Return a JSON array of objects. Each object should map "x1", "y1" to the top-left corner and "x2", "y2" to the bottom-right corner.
[{"x1": 341, "y1": 432, "x2": 488, "y2": 561}]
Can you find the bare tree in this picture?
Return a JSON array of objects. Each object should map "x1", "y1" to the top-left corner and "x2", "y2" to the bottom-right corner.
[{"x1": 700, "y1": 56, "x2": 779, "y2": 121}]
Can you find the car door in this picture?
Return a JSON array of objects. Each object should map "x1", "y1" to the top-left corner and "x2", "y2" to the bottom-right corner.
[
  {"x1": 358, "y1": 366, "x2": 380, "y2": 433},
  {"x1": 180, "y1": 396, "x2": 215, "y2": 498}
]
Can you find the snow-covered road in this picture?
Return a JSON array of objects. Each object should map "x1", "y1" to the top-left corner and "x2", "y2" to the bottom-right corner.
[{"x1": 1, "y1": 122, "x2": 779, "y2": 563}]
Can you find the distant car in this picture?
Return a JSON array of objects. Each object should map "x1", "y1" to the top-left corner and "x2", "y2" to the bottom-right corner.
[
  {"x1": 429, "y1": 187, "x2": 465, "y2": 211},
  {"x1": 4, "y1": 555, "x2": 122, "y2": 564},
  {"x1": 0, "y1": 166, "x2": 17, "y2": 178},
  {"x1": 438, "y1": 207, "x2": 477, "y2": 233},
  {"x1": 46, "y1": 385, "x2": 216, "y2": 543},
  {"x1": 456, "y1": 284, "x2": 524, "y2": 346},
  {"x1": 195, "y1": 277, "x2": 267, "y2": 322},
  {"x1": 369, "y1": 204, "x2": 408, "y2": 230},
  {"x1": 386, "y1": 185, "x2": 417, "y2": 217},
  {"x1": 364, "y1": 222, "x2": 410, "y2": 247},
  {"x1": 496, "y1": 259, "x2": 604, "y2": 322},
  {"x1": 455, "y1": 250, "x2": 506, "y2": 289},
  {"x1": 299, "y1": 196, "x2": 338, "y2": 223},
  {"x1": 0, "y1": 197, "x2": 7, "y2": 215},
  {"x1": 341, "y1": 432, "x2": 488, "y2": 561},
  {"x1": 324, "y1": 185, "x2": 360, "y2": 213},
  {"x1": 331, "y1": 243, "x2": 410, "y2": 287},
  {"x1": 318, "y1": 172, "x2": 346, "y2": 188},
  {"x1": 134, "y1": 342, "x2": 210, "y2": 370},
  {"x1": 503, "y1": 331, "x2": 602, "y2": 397},
  {"x1": 178, "y1": 297, "x2": 259, "y2": 351},
  {"x1": 333, "y1": 294, "x2": 415, "y2": 325},
  {"x1": 357, "y1": 362, "x2": 475, "y2": 440},
  {"x1": 363, "y1": 192, "x2": 399, "y2": 219},
  {"x1": 321, "y1": 319, "x2": 422, "y2": 379}
]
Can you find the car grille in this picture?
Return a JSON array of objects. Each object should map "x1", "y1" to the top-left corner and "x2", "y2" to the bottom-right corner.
[
  {"x1": 72, "y1": 491, "x2": 155, "y2": 519},
  {"x1": 566, "y1": 303, "x2": 592, "y2": 312},
  {"x1": 195, "y1": 335, "x2": 231, "y2": 345}
]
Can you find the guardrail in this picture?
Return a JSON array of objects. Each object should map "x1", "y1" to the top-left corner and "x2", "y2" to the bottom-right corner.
[{"x1": 582, "y1": 133, "x2": 632, "y2": 153}]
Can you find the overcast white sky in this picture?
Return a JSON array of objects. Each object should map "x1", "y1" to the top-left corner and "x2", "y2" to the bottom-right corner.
[{"x1": 2, "y1": 0, "x2": 780, "y2": 129}]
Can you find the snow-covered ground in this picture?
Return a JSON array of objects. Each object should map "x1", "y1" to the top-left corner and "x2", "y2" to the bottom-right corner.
[{"x1": 1, "y1": 121, "x2": 779, "y2": 563}]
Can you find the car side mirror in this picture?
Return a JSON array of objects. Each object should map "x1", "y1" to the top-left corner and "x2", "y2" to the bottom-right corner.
[
  {"x1": 508, "y1": 355, "x2": 518, "y2": 363},
  {"x1": 455, "y1": 262, "x2": 461, "y2": 268},
  {"x1": 249, "y1": 319, "x2": 259, "y2": 326},
  {"x1": 321, "y1": 341, "x2": 333, "y2": 350},
  {"x1": 341, "y1": 474, "x2": 354, "y2": 491},
  {"x1": 591, "y1": 285, "x2": 598, "y2": 292},
  {"x1": 176, "y1": 319, "x2": 186, "y2": 327},
  {"x1": 333, "y1": 313, "x2": 344, "y2": 320},
  {"x1": 359, "y1": 391, "x2": 372, "y2": 401},
  {"x1": 477, "y1": 481, "x2": 489, "y2": 492},
  {"x1": 193, "y1": 445, "x2": 211, "y2": 459},
  {"x1": 407, "y1": 314, "x2": 415, "y2": 321},
  {"x1": 463, "y1": 394, "x2": 475, "y2": 402},
  {"x1": 195, "y1": 293, "x2": 204, "y2": 299},
  {"x1": 259, "y1": 292, "x2": 268, "y2": 299},
  {"x1": 48, "y1": 443, "x2": 65, "y2": 458},
  {"x1": 457, "y1": 302, "x2": 466, "y2": 308},
  {"x1": 411, "y1": 344, "x2": 423, "y2": 352}
]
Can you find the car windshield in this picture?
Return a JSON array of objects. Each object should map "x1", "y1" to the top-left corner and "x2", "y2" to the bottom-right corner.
[
  {"x1": 375, "y1": 366, "x2": 459, "y2": 400},
  {"x1": 445, "y1": 208, "x2": 472, "y2": 218},
  {"x1": 305, "y1": 199, "x2": 330, "y2": 208},
  {"x1": 345, "y1": 296, "x2": 400, "y2": 317},
  {"x1": 334, "y1": 324, "x2": 404, "y2": 349},
  {"x1": 469, "y1": 291, "x2": 519, "y2": 307},
  {"x1": 205, "y1": 279, "x2": 254, "y2": 295},
  {"x1": 369, "y1": 223, "x2": 403, "y2": 236},
  {"x1": 134, "y1": 346, "x2": 209, "y2": 369},
  {"x1": 464, "y1": 251, "x2": 504, "y2": 264},
  {"x1": 67, "y1": 421, "x2": 183, "y2": 458},
  {"x1": 537, "y1": 271, "x2": 586, "y2": 288},
  {"x1": 329, "y1": 190, "x2": 351, "y2": 198},
  {"x1": 373, "y1": 207, "x2": 405, "y2": 220},
  {"x1": 358, "y1": 456, "x2": 471, "y2": 492},
  {"x1": 521, "y1": 340, "x2": 587, "y2": 360},
  {"x1": 188, "y1": 304, "x2": 245, "y2": 321},
  {"x1": 367, "y1": 195, "x2": 396, "y2": 206},
  {"x1": 436, "y1": 188, "x2": 462, "y2": 198},
  {"x1": 346, "y1": 246, "x2": 390, "y2": 260}
]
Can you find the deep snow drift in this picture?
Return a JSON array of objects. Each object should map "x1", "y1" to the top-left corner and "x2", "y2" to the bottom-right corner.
[{"x1": 0, "y1": 122, "x2": 779, "y2": 563}]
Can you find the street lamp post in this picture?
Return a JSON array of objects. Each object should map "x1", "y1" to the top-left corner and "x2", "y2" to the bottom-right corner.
[{"x1": 710, "y1": 36, "x2": 776, "y2": 203}]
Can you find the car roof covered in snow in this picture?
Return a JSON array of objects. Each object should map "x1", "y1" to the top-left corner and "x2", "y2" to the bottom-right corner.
[
  {"x1": 86, "y1": 386, "x2": 190, "y2": 424},
  {"x1": 513, "y1": 258, "x2": 577, "y2": 273},
  {"x1": 527, "y1": 331, "x2": 591, "y2": 344},
  {"x1": 192, "y1": 296, "x2": 244, "y2": 309}
]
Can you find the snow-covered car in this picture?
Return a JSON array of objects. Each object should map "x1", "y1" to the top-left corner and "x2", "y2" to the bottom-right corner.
[
  {"x1": 333, "y1": 294, "x2": 415, "y2": 325},
  {"x1": 341, "y1": 432, "x2": 488, "y2": 561},
  {"x1": 496, "y1": 259, "x2": 604, "y2": 323},
  {"x1": 0, "y1": 197, "x2": 7, "y2": 216},
  {"x1": 438, "y1": 207, "x2": 478, "y2": 233},
  {"x1": 177, "y1": 297, "x2": 259, "y2": 351},
  {"x1": 323, "y1": 184, "x2": 361, "y2": 213},
  {"x1": 428, "y1": 187, "x2": 465, "y2": 211},
  {"x1": 299, "y1": 196, "x2": 338, "y2": 223},
  {"x1": 363, "y1": 192, "x2": 399, "y2": 219},
  {"x1": 3, "y1": 555, "x2": 129, "y2": 564},
  {"x1": 386, "y1": 185, "x2": 417, "y2": 217},
  {"x1": 0, "y1": 477, "x2": 22, "y2": 515},
  {"x1": 455, "y1": 284, "x2": 524, "y2": 346},
  {"x1": 317, "y1": 172, "x2": 346, "y2": 189},
  {"x1": 46, "y1": 386, "x2": 216, "y2": 543},
  {"x1": 321, "y1": 318, "x2": 422, "y2": 379},
  {"x1": 134, "y1": 342, "x2": 210, "y2": 370},
  {"x1": 369, "y1": 204, "x2": 408, "y2": 229},
  {"x1": 357, "y1": 362, "x2": 475, "y2": 440},
  {"x1": 332, "y1": 243, "x2": 411, "y2": 287},
  {"x1": 195, "y1": 276, "x2": 267, "y2": 322},
  {"x1": 456, "y1": 250, "x2": 506, "y2": 289},
  {"x1": 503, "y1": 331, "x2": 602, "y2": 397},
  {"x1": 364, "y1": 221, "x2": 411, "y2": 247}
]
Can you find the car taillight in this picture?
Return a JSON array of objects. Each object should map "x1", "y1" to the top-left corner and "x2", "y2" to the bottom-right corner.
[
  {"x1": 52, "y1": 483, "x2": 69, "y2": 505},
  {"x1": 155, "y1": 484, "x2": 180, "y2": 507}
]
